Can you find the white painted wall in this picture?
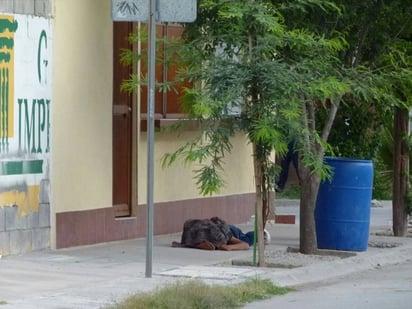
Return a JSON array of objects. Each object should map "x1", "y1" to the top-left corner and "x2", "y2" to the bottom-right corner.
[
  {"x1": 52, "y1": 0, "x2": 255, "y2": 212},
  {"x1": 138, "y1": 131, "x2": 255, "y2": 204},
  {"x1": 51, "y1": 0, "x2": 113, "y2": 218},
  {"x1": 51, "y1": 0, "x2": 255, "y2": 247}
]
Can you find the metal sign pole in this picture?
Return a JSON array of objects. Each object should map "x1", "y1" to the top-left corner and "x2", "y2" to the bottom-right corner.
[
  {"x1": 145, "y1": 0, "x2": 156, "y2": 278},
  {"x1": 111, "y1": 0, "x2": 196, "y2": 280}
]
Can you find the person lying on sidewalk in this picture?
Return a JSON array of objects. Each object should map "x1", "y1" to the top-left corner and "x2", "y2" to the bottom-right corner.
[{"x1": 171, "y1": 217, "x2": 250, "y2": 251}]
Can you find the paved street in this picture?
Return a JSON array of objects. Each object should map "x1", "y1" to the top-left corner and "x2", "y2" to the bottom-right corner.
[
  {"x1": 243, "y1": 259, "x2": 412, "y2": 309},
  {"x1": 1, "y1": 199, "x2": 410, "y2": 309}
]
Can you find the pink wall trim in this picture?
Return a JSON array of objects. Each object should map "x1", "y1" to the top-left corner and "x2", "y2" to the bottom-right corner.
[{"x1": 56, "y1": 193, "x2": 255, "y2": 249}]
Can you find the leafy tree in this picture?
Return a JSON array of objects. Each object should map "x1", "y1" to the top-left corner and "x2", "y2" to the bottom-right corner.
[
  {"x1": 160, "y1": 0, "x2": 352, "y2": 257},
  {"x1": 279, "y1": 0, "x2": 412, "y2": 235},
  {"x1": 122, "y1": 0, "x2": 411, "y2": 261}
]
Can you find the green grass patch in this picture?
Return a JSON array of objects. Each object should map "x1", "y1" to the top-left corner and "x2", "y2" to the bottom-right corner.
[
  {"x1": 0, "y1": 301, "x2": 8, "y2": 305},
  {"x1": 105, "y1": 278, "x2": 291, "y2": 309},
  {"x1": 277, "y1": 184, "x2": 300, "y2": 199}
]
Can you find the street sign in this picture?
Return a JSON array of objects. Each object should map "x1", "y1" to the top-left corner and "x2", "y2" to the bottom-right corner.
[
  {"x1": 112, "y1": 0, "x2": 147, "y2": 21},
  {"x1": 112, "y1": 0, "x2": 197, "y2": 22},
  {"x1": 157, "y1": 0, "x2": 197, "y2": 22}
]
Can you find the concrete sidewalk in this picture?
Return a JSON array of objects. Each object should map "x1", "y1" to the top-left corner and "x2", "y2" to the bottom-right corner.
[{"x1": 1, "y1": 201, "x2": 412, "y2": 308}]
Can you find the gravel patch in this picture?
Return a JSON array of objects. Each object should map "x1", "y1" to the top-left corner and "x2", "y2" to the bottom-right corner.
[
  {"x1": 232, "y1": 248, "x2": 344, "y2": 268},
  {"x1": 368, "y1": 241, "x2": 402, "y2": 248}
]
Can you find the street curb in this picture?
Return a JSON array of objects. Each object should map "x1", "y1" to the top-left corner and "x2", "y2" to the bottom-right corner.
[{"x1": 260, "y1": 242, "x2": 412, "y2": 287}]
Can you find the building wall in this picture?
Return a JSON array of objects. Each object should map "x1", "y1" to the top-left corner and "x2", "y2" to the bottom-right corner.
[
  {"x1": 52, "y1": 0, "x2": 113, "y2": 213},
  {"x1": 53, "y1": 0, "x2": 256, "y2": 250},
  {"x1": 0, "y1": 0, "x2": 51, "y2": 17},
  {"x1": 138, "y1": 131, "x2": 255, "y2": 204},
  {"x1": 51, "y1": 0, "x2": 114, "y2": 248},
  {"x1": 0, "y1": 13, "x2": 52, "y2": 255},
  {"x1": 0, "y1": 0, "x2": 256, "y2": 253}
]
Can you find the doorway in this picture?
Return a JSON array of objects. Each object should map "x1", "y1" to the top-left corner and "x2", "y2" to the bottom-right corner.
[{"x1": 112, "y1": 22, "x2": 135, "y2": 217}]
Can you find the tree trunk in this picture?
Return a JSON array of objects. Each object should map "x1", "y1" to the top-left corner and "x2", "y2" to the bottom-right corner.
[
  {"x1": 299, "y1": 164, "x2": 321, "y2": 254},
  {"x1": 252, "y1": 143, "x2": 266, "y2": 267},
  {"x1": 393, "y1": 107, "x2": 409, "y2": 236},
  {"x1": 298, "y1": 98, "x2": 337, "y2": 254}
]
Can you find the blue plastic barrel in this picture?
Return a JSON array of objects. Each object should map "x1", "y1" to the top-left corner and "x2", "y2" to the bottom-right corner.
[{"x1": 315, "y1": 156, "x2": 373, "y2": 251}]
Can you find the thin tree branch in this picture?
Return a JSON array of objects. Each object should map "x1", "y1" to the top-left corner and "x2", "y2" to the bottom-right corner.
[{"x1": 321, "y1": 99, "x2": 340, "y2": 141}]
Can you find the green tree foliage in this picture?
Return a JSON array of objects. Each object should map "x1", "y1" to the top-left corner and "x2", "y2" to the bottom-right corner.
[
  {"x1": 278, "y1": 0, "x2": 412, "y2": 233},
  {"x1": 276, "y1": 0, "x2": 412, "y2": 232},
  {"x1": 163, "y1": 1, "x2": 350, "y2": 189},
  {"x1": 159, "y1": 0, "x2": 354, "y2": 256},
  {"x1": 280, "y1": 0, "x2": 412, "y2": 160}
]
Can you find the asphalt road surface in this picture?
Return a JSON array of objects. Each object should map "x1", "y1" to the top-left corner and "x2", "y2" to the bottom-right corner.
[{"x1": 243, "y1": 259, "x2": 412, "y2": 309}]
